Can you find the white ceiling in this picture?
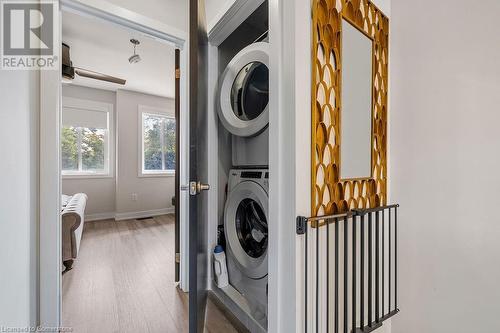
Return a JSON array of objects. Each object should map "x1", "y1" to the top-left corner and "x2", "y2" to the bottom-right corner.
[
  {"x1": 62, "y1": 10, "x2": 176, "y2": 98},
  {"x1": 102, "y1": 0, "x2": 188, "y2": 33}
]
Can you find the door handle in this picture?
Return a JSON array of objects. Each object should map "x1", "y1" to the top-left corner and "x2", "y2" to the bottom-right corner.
[
  {"x1": 182, "y1": 181, "x2": 210, "y2": 196},
  {"x1": 197, "y1": 182, "x2": 210, "y2": 192}
]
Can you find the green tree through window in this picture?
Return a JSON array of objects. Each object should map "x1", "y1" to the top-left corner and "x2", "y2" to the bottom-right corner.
[
  {"x1": 61, "y1": 126, "x2": 107, "y2": 174},
  {"x1": 143, "y1": 113, "x2": 175, "y2": 173},
  {"x1": 82, "y1": 128, "x2": 105, "y2": 171},
  {"x1": 62, "y1": 127, "x2": 78, "y2": 171}
]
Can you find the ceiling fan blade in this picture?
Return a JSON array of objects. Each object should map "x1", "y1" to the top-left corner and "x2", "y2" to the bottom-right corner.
[{"x1": 74, "y1": 67, "x2": 126, "y2": 85}]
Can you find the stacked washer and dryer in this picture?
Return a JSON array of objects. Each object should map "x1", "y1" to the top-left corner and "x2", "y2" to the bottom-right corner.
[{"x1": 215, "y1": 4, "x2": 270, "y2": 332}]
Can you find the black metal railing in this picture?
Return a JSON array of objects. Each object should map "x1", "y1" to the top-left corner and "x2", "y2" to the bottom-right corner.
[{"x1": 297, "y1": 204, "x2": 400, "y2": 333}]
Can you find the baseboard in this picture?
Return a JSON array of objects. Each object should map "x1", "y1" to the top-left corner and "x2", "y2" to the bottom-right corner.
[
  {"x1": 85, "y1": 212, "x2": 116, "y2": 222},
  {"x1": 114, "y1": 207, "x2": 174, "y2": 221},
  {"x1": 85, "y1": 207, "x2": 174, "y2": 222}
]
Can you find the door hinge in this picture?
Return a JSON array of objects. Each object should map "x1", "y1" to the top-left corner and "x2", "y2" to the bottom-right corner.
[
  {"x1": 175, "y1": 252, "x2": 180, "y2": 263},
  {"x1": 175, "y1": 68, "x2": 180, "y2": 79}
]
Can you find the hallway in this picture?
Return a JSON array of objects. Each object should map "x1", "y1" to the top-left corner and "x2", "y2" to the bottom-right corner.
[{"x1": 62, "y1": 216, "x2": 239, "y2": 333}]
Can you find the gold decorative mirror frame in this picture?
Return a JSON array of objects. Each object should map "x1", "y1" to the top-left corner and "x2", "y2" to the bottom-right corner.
[{"x1": 311, "y1": 0, "x2": 389, "y2": 216}]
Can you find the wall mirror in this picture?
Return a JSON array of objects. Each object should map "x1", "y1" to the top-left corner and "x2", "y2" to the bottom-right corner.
[
  {"x1": 311, "y1": 0, "x2": 389, "y2": 215},
  {"x1": 340, "y1": 19, "x2": 373, "y2": 180}
]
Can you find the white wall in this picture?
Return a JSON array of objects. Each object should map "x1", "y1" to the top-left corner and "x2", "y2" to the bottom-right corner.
[
  {"x1": 62, "y1": 85, "x2": 116, "y2": 216},
  {"x1": 61, "y1": 86, "x2": 175, "y2": 219},
  {"x1": 390, "y1": 0, "x2": 500, "y2": 332},
  {"x1": 291, "y1": 0, "x2": 390, "y2": 331},
  {"x1": 116, "y1": 90, "x2": 175, "y2": 216},
  {"x1": 0, "y1": 72, "x2": 39, "y2": 326}
]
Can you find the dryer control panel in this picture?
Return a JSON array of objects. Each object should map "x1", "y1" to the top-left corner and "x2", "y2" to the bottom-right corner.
[{"x1": 228, "y1": 169, "x2": 269, "y2": 193}]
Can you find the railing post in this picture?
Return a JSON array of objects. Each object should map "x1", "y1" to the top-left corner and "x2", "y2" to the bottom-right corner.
[
  {"x1": 376, "y1": 211, "x2": 380, "y2": 323},
  {"x1": 352, "y1": 215, "x2": 357, "y2": 331},
  {"x1": 326, "y1": 217, "x2": 330, "y2": 332},
  {"x1": 360, "y1": 213, "x2": 365, "y2": 329},
  {"x1": 344, "y1": 216, "x2": 348, "y2": 333},
  {"x1": 389, "y1": 207, "x2": 392, "y2": 312},
  {"x1": 382, "y1": 209, "x2": 385, "y2": 317},
  {"x1": 368, "y1": 212, "x2": 373, "y2": 327},
  {"x1": 335, "y1": 218, "x2": 339, "y2": 333},
  {"x1": 316, "y1": 221, "x2": 319, "y2": 333},
  {"x1": 395, "y1": 206, "x2": 398, "y2": 311}
]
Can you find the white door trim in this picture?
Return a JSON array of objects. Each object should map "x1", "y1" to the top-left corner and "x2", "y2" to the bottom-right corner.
[
  {"x1": 268, "y1": 0, "x2": 310, "y2": 332},
  {"x1": 60, "y1": 0, "x2": 187, "y2": 47},
  {"x1": 39, "y1": 0, "x2": 189, "y2": 326}
]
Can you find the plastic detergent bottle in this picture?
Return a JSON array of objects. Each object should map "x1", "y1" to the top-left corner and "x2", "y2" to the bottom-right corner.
[{"x1": 213, "y1": 245, "x2": 229, "y2": 288}]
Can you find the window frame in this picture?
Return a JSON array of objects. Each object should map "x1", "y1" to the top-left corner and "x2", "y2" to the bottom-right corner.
[
  {"x1": 138, "y1": 105, "x2": 176, "y2": 177},
  {"x1": 61, "y1": 97, "x2": 114, "y2": 179}
]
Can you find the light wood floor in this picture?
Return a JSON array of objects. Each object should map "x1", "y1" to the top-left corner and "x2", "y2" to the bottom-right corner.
[{"x1": 62, "y1": 215, "x2": 240, "y2": 333}]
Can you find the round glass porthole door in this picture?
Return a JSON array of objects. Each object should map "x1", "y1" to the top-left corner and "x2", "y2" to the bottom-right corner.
[
  {"x1": 235, "y1": 198, "x2": 268, "y2": 259},
  {"x1": 224, "y1": 181, "x2": 268, "y2": 279},
  {"x1": 230, "y1": 62, "x2": 269, "y2": 122},
  {"x1": 218, "y1": 42, "x2": 269, "y2": 137}
]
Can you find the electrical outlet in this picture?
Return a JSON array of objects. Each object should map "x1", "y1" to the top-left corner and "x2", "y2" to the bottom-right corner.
[{"x1": 131, "y1": 193, "x2": 138, "y2": 201}]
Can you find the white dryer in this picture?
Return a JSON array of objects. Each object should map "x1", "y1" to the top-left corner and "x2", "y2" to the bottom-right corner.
[
  {"x1": 218, "y1": 42, "x2": 269, "y2": 166},
  {"x1": 224, "y1": 169, "x2": 269, "y2": 328}
]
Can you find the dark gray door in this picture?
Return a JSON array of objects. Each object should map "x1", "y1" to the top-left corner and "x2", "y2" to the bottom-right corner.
[
  {"x1": 174, "y1": 48, "x2": 180, "y2": 283},
  {"x1": 188, "y1": 0, "x2": 210, "y2": 332}
]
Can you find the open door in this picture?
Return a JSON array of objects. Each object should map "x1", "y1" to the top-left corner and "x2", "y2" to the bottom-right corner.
[
  {"x1": 174, "y1": 48, "x2": 180, "y2": 283},
  {"x1": 188, "y1": 0, "x2": 210, "y2": 332}
]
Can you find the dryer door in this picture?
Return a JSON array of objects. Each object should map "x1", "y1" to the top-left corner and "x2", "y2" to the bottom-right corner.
[
  {"x1": 224, "y1": 181, "x2": 268, "y2": 279},
  {"x1": 218, "y1": 42, "x2": 269, "y2": 137}
]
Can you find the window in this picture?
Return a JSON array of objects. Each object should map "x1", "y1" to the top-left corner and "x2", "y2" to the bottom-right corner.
[
  {"x1": 61, "y1": 98, "x2": 112, "y2": 177},
  {"x1": 140, "y1": 108, "x2": 176, "y2": 176}
]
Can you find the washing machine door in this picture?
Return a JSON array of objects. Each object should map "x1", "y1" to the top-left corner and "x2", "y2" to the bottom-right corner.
[
  {"x1": 224, "y1": 181, "x2": 268, "y2": 279},
  {"x1": 218, "y1": 42, "x2": 269, "y2": 137}
]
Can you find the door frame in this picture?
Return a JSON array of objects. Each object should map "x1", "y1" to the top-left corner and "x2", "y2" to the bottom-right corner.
[
  {"x1": 175, "y1": 48, "x2": 181, "y2": 283},
  {"x1": 39, "y1": 0, "x2": 190, "y2": 326},
  {"x1": 205, "y1": 0, "x2": 299, "y2": 332},
  {"x1": 204, "y1": 0, "x2": 266, "y2": 309}
]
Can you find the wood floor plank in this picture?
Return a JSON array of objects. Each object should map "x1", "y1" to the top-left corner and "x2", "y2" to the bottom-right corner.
[{"x1": 62, "y1": 215, "x2": 239, "y2": 333}]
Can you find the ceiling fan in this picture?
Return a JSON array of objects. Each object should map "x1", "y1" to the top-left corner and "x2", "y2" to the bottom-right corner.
[{"x1": 61, "y1": 43, "x2": 126, "y2": 85}]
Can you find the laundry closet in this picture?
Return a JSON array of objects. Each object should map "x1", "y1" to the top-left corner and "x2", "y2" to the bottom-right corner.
[{"x1": 207, "y1": 2, "x2": 270, "y2": 332}]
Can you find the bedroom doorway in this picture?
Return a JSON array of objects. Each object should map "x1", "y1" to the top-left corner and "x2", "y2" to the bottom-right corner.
[
  {"x1": 58, "y1": 6, "x2": 189, "y2": 332},
  {"x1": 37, "y1": 0, "x2": 195, "y2": 329}
]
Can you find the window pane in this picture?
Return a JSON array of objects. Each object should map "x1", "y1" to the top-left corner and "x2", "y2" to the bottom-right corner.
[
  {"x1": 144, "y1": 115, "x2": 163, "y2": 170},
  {"x1": 163, "y1": 118, "x2": 176, "y2": 171},
  {"x1": 81, "y1": 128, "x2": 105, "y2": 171},
  {"x1": 61, "y1": 126, "x2": 78, "y2": 171}
]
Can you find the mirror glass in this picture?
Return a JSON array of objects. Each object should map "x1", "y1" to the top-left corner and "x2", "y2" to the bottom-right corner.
[
  {"x1": 231, "y1": 62, "x2": 269, "y2": 121},
  {"x1": 341, "y1": 19, "x2": 373, "y2": 179}
]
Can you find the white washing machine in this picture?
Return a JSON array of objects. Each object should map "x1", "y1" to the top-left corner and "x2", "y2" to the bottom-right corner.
[
  {"x1": 224, "y1": 169, "x2": 269, "y2": 328},
  {"x1": 218, "y1": 42, "x2": 269, "y2": 166}
]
